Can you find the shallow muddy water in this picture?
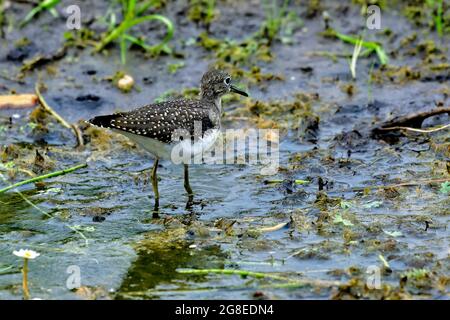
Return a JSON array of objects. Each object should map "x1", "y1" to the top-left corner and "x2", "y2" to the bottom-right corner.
[{"x1": 0, "y1": 0, "x2": 449, "y2": 299}]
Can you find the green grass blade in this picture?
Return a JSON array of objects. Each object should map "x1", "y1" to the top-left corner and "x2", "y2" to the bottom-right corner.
[
  {"x1": 0, "y1": 163, "x2": 87, "y2": 194},
  {"x1": 95, "y1": 14, "x2": 174, "y2": 53},
  {"x1": 436, "y1": 0, "x2": 443, "y2": 37},
  {"x1": 123, "y1": 33, "x2": 152, "y2": 51},
  {"x1": 334, "y1": 31, "x2": 388, "y2": 65},
  {"x1": 20, "y1": 0, "x2": 60, "y2": 27},
  {"x1": 375, "y1": 46, "x2": 388, "y2": 65},
  {"x1": 126, "y1": 0, "x2": 136, "y2": 20},
  {"x1": 49, "y1": 7, "x2": 58, "y2": 18},
  {"x1": 131, "y1": 15, "x2": 174, "y2": 48}
]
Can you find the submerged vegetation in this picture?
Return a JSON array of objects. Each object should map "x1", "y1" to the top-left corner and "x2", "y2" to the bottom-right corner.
[{"x1": 427, "y1": 0, "x2": 444, "y2": 37}]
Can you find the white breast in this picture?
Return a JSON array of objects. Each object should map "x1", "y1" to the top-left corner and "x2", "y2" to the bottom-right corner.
[
  {"x1": 117, "y1": 129, "x2": 221, "y2": 164},
  {"x1": 118, "y1": 130, "x2": 173, "y2": 160},
  {"x1": 170, "y1": 129, "x2": 221, "y2": 164}
]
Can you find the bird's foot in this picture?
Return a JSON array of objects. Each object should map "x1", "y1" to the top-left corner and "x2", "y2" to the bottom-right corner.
[{"x1": 152, "y1": 198, "x2": 160, "y2": 218}]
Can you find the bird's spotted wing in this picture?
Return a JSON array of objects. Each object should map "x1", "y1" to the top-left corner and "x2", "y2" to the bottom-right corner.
[{"x1": 88, "y1": 99, "x2": 216, "y2": 143}]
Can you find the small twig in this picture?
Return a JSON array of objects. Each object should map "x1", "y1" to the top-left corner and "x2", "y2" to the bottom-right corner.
[
  {"x1": 35, "y1": 84, "x2": 84, "y2": 147},
  {"x1": 35, "y1": 84, "x2": 71, "y2": 129},
  {"x1": 0, "y1": 94, "x2": 38, "y2": 109},
  {"x1": 254, "y1": 222, "x2": 289, "y2": 233},
  {"x1": 0, "y1": 163, "x2": 87, "y2": 194},
  {"x1": 379, "y1": 254, "x2": 390, "y2": 269},
  {"x1": 372, "y1": 107, "x2": 450, "y2": 136},
  {"x1": 350, "y1": 37, "x2": 363, "y2": 79},
  {"x1": 71, "y1": 124, "x2": 85, "y2": 148},
  {"x1": 378, "y1": 123, "x2": 450, "y2": 133},
  {"x1": 352, "y1": 178, "x2": 449, "y2": 192}
]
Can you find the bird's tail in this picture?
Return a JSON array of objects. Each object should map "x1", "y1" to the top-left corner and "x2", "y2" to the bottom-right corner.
[{"x1": 87, "y1": 114, "x2": 120, "y2": 128}]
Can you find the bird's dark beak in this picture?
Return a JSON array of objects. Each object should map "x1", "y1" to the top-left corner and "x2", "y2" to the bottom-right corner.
[{"x1": 230, "y1": 85, "x2": 248, "y2": 97}]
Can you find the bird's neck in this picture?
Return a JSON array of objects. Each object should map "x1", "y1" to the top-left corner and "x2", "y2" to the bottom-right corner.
[
  {"x1": 201, "y1": 94, "x2": 222, "y2": 113},
  {"x1": 214, "y1": 97, "x2": 222, "y2": 113},
  {"x1": 200, "y1": 95, "x2": 222, "y2": 127}
]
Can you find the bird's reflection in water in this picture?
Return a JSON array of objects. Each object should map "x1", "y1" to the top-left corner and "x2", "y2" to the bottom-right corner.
[
  {"x1": 116, "y1": 215, "x2": 227, "y2": 299},
  {"x1": 151, "y1": 194, "x2": 204, "y2": 219}
]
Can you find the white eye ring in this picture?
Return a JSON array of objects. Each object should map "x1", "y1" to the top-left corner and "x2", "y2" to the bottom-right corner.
[{"x1": 224, "y1": 77, "x2": 231, "y2": 85}]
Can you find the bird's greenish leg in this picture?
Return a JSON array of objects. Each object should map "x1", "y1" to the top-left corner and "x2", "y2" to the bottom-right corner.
[
  {"x1": 184, "y1": 164, "x2": 194, "y2": 196},
  {"x1": 184, "y1": 164, "x2": 194, "y2": 209},
  {"x1": 151, "y1": 158, "x2": 160, "y2": 212}
]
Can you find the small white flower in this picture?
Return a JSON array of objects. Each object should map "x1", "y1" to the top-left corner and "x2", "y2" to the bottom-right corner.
[{"x1": 13, "y1": 249, "x2": 40, "y2": 259}]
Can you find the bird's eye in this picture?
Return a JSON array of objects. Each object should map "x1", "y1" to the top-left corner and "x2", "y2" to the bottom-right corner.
[{"x1": 224, "y1": 77, "x2": 231, "y2": 85}]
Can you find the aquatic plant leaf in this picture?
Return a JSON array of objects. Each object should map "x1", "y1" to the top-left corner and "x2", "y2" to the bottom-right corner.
[
  {"x1": 439, "y1": 181, "x2": 450, "y2": 194},
  {"x1": 167, "y1": 62, "x2": 185, "y2": 74},
  {"x1": 95, "y1": 13, "x2": 174, "y2": 60},
  {"x1": 363, "y1": 201, "x2": 383, "y2": 209},
  {"x1": 383, "y1": 230, "x2": 403, "y2": 237},
  {"x1": 333, "y1": 214, "x2": 353, "y2": 226},
  {"x1": 402, "y1": 268, "x2": 430, "y2": 280},
  {"x1": 340, "y1": 201, "x2": 352, "y2": 209},
  {"x1": 40, "y1": 187, "x2": 62, "y2": 195}
]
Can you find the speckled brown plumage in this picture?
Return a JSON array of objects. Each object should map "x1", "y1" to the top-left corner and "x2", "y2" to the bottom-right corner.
[{"x1": 89, "y1": 99, "x2": 216, "y2": 143}]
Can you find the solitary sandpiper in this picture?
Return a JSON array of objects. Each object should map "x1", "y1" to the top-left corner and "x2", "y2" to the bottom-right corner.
[{"x1": 88, "y1": 69, "x2": 248, "y2": 212}]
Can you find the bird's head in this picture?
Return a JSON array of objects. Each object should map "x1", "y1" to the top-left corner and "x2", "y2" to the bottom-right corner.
[{"x1": 200, "y1": 69, "x2": 248, "y2": 100}]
